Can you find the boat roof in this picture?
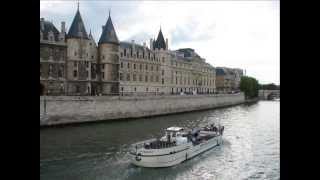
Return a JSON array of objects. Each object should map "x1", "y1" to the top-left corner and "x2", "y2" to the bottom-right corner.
[{"x1": 166, "y1": 127, "x2": 184, "y2": 131}]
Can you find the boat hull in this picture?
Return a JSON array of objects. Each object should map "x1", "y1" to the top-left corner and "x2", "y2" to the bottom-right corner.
[{"x1": 129, "y1": 135, "x2": 222, "y2": 167}]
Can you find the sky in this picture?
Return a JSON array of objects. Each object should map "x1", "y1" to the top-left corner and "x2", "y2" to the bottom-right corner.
[{"x1": 40, "y1": 0, "x2": 279, "y2": 85}]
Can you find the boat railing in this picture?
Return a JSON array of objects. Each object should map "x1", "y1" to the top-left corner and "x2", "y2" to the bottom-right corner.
[{"x1": 131, "y1": 138, "x2": 157, "y2": 149}]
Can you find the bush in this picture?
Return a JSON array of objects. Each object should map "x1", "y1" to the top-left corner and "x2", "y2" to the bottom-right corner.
[{"x1": 240, "y1": 76, "x2": 259, "y2": 99}]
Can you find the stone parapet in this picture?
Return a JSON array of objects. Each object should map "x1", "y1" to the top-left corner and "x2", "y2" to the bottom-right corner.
[{"x1": 40, "y1": 93, "x2": 245, "y2": 126}]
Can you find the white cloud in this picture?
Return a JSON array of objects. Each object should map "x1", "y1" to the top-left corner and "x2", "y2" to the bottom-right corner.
[{"x1": 40, "y1": 1, "x2": 279, "y2": 85}]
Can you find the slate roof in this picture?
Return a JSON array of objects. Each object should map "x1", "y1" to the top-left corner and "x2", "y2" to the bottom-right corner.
[
  {"x1": 216, "y1": 68, "x2": 226, "y2": 76},
  {"x1": 40, "y1": 19, "x2": 60, "y2": 41},
  {"x1": 67, "y1": 9, "x2": 89, "y2": 39},
  {"x1": 153, "y1": 29, "x2": 166, "y2": 50},
  {"x1": 176, "y1": 48, "x2": 194, "y2": 57},
  {"x1": 120, "y1": 41, "x2": 151, "y2": 52},
  {"x1": 98, "y1": 15, "x2": 119, "y2": 45}
]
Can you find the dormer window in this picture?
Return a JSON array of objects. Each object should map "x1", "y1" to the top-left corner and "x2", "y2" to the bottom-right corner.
[{"x1": 48, "y1": 31, "x2": 54, "y2": 42}]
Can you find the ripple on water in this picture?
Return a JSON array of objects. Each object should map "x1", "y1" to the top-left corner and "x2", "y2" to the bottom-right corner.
[{"x1": 40, "y1": 101, "x2": 279, "y2": 180}]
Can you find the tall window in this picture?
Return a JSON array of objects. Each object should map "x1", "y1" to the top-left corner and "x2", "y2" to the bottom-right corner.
[
  {"x1": 134, "y1": 64, "x2": 136, "y2": 69},
  {"x1": 40, "y1": 64, "x2": 42, "y2": 77},
  {"x1": 86, "y1": 71, "x2": 89, "y2": 78},
  {"x1": 162, "y1": 70, "x2": 164, "y2": 75},
  {"x1": 128, "y1": 63, "x2": 130, "y2": 69},
  {"x1": 49, "y1": 64, "x2": 53, "y2": 76},
  {"x1": 133, "y1": 74, "x2": 136, "y2": 81},
  {"x1": 140, "y1": 64, "x2": 142, "y2": 70},
  {"x1": 119, "y1": 73, "x2": 123, "y2": 81},
  {"x1": 124, "y1": 49, "x2": 127, "y2": 56},
  {"x1": 145, "y1": 64, "x2": 148, "y2": 70},
  {"x1": 58, "y1": 65, "x2": 63, "y2": 78},
  {"x1": 120, "y1": 62, "x2": 123, "y2": 68},
  {"x1": 73, "y1": 70, "x2": 77, "y2": 78},
  {"x1": 145, "y1": 75, "x2": 148, "y2": 82},
  {"x1": 139, "y1": 74, "x2": 142, "y2": 81},
  {"x1": 127, "y1": 74, "x2": 130, "y2": 81},
  {"x1": 162, "y1": 78, "x2": 164, "y2": 84}
]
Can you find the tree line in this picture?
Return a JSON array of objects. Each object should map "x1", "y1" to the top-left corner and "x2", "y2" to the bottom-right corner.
[{"x1": 240, "y1": 76, "x2": 259, "y2": 99}]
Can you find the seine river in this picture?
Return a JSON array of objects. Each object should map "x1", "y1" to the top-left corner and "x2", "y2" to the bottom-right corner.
[{"x1": 40, "y1": 101, "x2": 279, "y2": 180}]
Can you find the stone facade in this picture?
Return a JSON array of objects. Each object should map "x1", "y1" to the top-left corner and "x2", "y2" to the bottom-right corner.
[
  {"x1": 40, "y1": 18, "x2": 67, "y2": 95},
  {"x1": 40, "y1": 93, "x2": 245, "y2": 126},
  {"x1": 40, "y1": 6, "x2": 239, "y2": 96},
  {"x1": 215, "y1": 67, "x2": 243, "y2": 93},
  {"x1": 118, "y1": 32, "x2": 216, "y2": 95}
]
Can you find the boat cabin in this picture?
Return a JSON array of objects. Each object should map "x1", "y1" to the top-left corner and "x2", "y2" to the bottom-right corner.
[{"x1": 161, "y1": 127, "x2": 185, "y2": 143}]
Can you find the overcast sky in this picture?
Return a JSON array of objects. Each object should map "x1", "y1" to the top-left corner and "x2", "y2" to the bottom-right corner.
[{"x1": 40, "y1": 0, "x2": 279, "y2": 85}]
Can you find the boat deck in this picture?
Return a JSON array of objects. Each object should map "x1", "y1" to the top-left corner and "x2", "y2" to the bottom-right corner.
[{"x1": 144, "y1": 140, "x2": 177, "y2": 149}]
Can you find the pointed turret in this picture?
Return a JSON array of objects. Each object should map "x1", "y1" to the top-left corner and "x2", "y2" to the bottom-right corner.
[
  {"x1": 67, "y1": 8, "x2": 89, "y2": 39},
  {"x1": 89, "y1": 29, "x2": 94, "y2": 40},
  {"x1": 98, "y1": 13, "x2": 119, "y2": 45},
  {"x1": 153, "y1": 28, "x2": 166, "y2": 50}
]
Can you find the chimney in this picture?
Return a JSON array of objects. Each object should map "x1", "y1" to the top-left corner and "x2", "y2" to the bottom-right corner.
[
  {"x1": 166, "y1": 38, "x2": 168, "y2": 50},
  {"x1": 40, "y1": 18, "x2": 45, "y2": 31},
  {"x1": 150, "y1": 38, "x2": 153, "y2": 50},
  {"x1": 132, "y1": 40, "x2": 135, "y2": 51},
  {"x1": 61, "y1": 21, "x2": 65, "y2": 33}
]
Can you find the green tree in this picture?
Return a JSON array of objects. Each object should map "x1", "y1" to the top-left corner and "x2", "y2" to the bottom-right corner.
[{"x1": 240, "y1": 76, "x2": 259, "y2": 99}]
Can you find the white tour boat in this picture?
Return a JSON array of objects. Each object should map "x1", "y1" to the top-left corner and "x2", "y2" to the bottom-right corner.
[{"x1": 129, "y1": 123, "x2": 224, "y2": 167}]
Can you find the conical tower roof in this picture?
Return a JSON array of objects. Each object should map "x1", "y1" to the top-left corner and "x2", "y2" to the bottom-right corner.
[
  {"x1": 67, "y1": 9, "x2": 89, "y2": 39},
  {"x1": 153, "y1": 28, "x2": 166, "y2": 50},
  {"x1": 98, "y1": 13, "x2": 119, "y2": 45}
]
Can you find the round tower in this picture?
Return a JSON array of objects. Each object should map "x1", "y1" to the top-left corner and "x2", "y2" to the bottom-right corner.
[{"x1": 97, "y1": 12, "x2": 120, "y2": 94}]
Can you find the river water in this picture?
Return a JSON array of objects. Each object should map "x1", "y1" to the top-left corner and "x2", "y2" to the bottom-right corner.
[{"x1": 40, "y1": 101, "x2": 279, "y2": 180}]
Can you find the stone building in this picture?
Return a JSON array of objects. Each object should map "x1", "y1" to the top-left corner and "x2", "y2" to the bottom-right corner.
[
  {"x1": 40, "y1": 18, "x2": 67, "y2": 95},
  {"x1": 118, "y1": 29, "x2": 216, "y2": 95},
  {"x1": 65, "y1": 7, "x2": 97, "y2": 95},
  {"x1": 98, "y1": 13, "x2": 120, "y2": 95},
  {"x1": 215, "y1": 67, "x2": 243, "y2": 93},
  {"x1": 40, "y1": 6, "x2": 218, "y2": 96}
]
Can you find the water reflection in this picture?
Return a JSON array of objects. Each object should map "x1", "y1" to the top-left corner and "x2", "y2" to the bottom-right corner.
[{"x1": 40, "y1": 101, "x2": 279, "y2": 180}]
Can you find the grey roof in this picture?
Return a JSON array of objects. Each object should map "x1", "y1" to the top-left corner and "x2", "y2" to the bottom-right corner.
[
  {"x1": 120, "y1": 41, "x2": 151, "y2": 52},
  {"x1": 177, "y1": 48, "x2": 194, "y2": 57},
  {"x1": 40, "y1": 19, "x2": 60, "y2": 41},
  {"x1": 67, "y1": 9, "x2": 89, "y2": 39},
  {"x1": 98, "y1": 15, "x2": 119, "y2": 45},
  {"x1": 153, "y1": 29, "x2": 166, "y2": 50},
  {"x1": 216, "y1": 68, "x2": 226, "y2": 76}
]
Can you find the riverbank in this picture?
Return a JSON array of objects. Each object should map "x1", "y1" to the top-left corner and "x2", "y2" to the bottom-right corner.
[{"x1": 40, "y1": 93, "x2": 247, "y2": 127}]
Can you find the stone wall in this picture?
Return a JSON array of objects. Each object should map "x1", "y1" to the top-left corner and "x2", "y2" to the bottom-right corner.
[{"x1": 40, "y1": 93, "x2": 245, "y2": 126}]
